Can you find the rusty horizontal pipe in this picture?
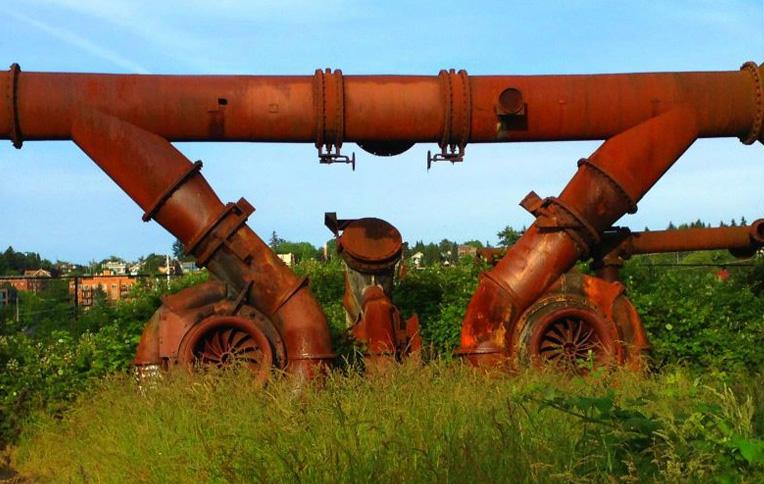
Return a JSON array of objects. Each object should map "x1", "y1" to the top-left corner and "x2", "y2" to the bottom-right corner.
[
  {"x1": 71, "y1": 109, "x2": 333, "y2": 378},
  {"x1": 1, "y1": 62, "x2": 762, "y2": 151},
  {"x1": 459, "y1": 107, "x2": 699, "y2": 365},
  {"x1": 592, "y1": 220, "x2": 764, "y2": 281},
  {"x1": 481, "y1": 220, "x2": 764, "y2": 265},
  {"x1": 604, "y1": 220, "x2": 764, "y2": 258}
]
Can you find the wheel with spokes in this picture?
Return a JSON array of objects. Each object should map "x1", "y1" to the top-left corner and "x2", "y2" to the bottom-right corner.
[
  {"x1": 535, "y1": 314, "x2": 602, "y2": 368},
  {"x1": 177, "y1": 316, "x2": 274, "y2": 384},
  {"x1": 512, "y1": 295, "x2": 623, "y2": 372},
  {"x1": 528, "y1": 307, "x2": 617, "y2": 372}
]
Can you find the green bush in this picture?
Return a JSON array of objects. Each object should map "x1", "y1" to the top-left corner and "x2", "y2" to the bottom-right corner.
[
  {"x1": 0, "y1": 272, "x2": 208, "y2": 446},
  {"x1": 624, "y1": 257, "x2": 764, "y2": 373},
  {"x1": 3, "y1": 251, "x2": 764, "y2": 453},
  {"x1": 394, "y1": 259, "x2": 483, "y2": 355}
]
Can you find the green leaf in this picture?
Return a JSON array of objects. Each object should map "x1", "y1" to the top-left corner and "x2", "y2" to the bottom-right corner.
[{"x1": 729, "y1": 435, "x2": 764, "y2": 465}]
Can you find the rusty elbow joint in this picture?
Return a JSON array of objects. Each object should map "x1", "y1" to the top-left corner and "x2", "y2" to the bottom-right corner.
[{"x1": 72, "y1": 109, "x2": 334, "y2": 379}]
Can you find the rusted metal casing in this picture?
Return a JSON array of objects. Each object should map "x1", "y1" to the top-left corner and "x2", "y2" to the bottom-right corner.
[
  {"x1": 510, "y1": 272, "x2": 649, "y2": 371},
  {"x1": 4, "y1": 60, "x2": 763, "y2": 376},
  {"x1": 459, "y1": 107, "x2": 700, "y2": 365},
  {"x1": 134, "y1": 280, "x2": 285, "y2": 384},
  {"x1": 71, "y1": 110, "x2": 333, "y2": 379},
  {"x1": 329, "y1": 215, "x2": 421, "y2": 368}
]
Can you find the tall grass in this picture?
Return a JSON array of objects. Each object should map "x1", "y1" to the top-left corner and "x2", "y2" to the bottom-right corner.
[{"x1": 11, "y1": 363, "x2": 764, "y2": 483}]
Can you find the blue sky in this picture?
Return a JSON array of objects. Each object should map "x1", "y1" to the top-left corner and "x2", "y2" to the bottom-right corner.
[{"x1": 1, "y1": 0, "x2": 763, "y2": 264}]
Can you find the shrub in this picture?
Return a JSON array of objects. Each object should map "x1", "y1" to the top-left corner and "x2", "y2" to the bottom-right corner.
[{"x1": 624, "y1": 260, "x2": 764, "y2": 372}]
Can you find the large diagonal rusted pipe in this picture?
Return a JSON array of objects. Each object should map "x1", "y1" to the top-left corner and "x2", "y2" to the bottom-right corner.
[
  {"x1": 458, "y1": 107, "x2": 700, "y2": 365},
  {"x1": 0, "y1": 62, "x2": 761, "y2": 151},
  {"x1": 71, "y1": 109, "x2": 333, "y2": 378}
]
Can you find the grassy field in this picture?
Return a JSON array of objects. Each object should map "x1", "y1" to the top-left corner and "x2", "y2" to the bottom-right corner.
[{"x1": 9, "y1": 362, "x2": 764, "y2": 483}]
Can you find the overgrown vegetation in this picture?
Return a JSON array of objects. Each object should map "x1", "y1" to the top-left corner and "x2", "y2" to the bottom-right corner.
[
  {"x1": 11, "y1": 365, "x2": 764, "y2": 482},
  {"x1": 2, "y1": 236, "x2": 764, "y2": 480},
  {"x1": 0, "y1": 273, "x2": 208, "y2": 447}
]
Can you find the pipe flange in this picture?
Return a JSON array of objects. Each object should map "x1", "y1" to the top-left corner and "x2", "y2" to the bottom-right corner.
[
  {"x1": 434, "y1": 68, "x2": 471, "y2": 161},
  {"x1": 437, "y1": 69, "x2": 452, "y2": 151},
  {"x1": 313, "y1": 68, "x2": 346, "y2": 160},
  {"x1": 546, "y1": 197, "x2": 602, "y2": 256},
  {"x1": 7, "y1": 63, "x2": 22, "y2": 149},
  {"x1": 268, "y1": 275, "x2": 309, "y2": 318},
  {"x1": 740, "y1": 61, "x2": 763, "y2": 145},
  {"x1": 577, "y1": 158, "x2": 638, "y2": 214},
  {"x1": 142, "y1": 160, "x2": 203, "y2": 222},
  {"x1": 522, "y1": 192, "x2": 602, "y2": 257},
  {"x1": 186, "y1": 198, "x2": 256, "y2": 265}
]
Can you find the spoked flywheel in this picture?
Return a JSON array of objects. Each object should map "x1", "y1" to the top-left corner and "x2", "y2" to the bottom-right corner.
[
  {"x1": 538, "y1": 316, "x2": 601, "y2": 366},
  {"x1": 527, "y1": 307, "x2": 618, "y2": 372},
  {"x1": 195, "y1": 326, "x2": 265, "y2": 367},
  {"x1": 178, "y1": 316, "x2": 274, "y2": 384}
]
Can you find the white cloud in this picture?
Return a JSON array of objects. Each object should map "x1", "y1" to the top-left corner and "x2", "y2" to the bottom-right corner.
[{"x1": 8, "y1": 11, "x2": 150, "y2": 73}]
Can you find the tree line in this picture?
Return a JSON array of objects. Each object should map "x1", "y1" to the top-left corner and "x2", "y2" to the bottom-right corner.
[{"x1": 2, "y1": 217, "x2": 753, "y2": 276}]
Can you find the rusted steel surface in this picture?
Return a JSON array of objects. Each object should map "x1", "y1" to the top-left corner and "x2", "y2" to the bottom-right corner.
[
  {"x1": 328, "y1": 215, "x2": 421, "y2": 368},
  {"x1": 73, "y1": 109, "x2": 333, "y2": 379},
  {"x1": 601, "y1": 220, "x2": 764, "y2": 258},
  {"x1": 592, "y1": 220, "x2": 764, "y2": 280},
  {"x1": 2, "y1": 62, "x2": 762, "y2": 161},
  {"x1": 135, "y1": 280, "x2": 286, "y2": 385},
  {"x1": 6, "y1": 60, "x2": 763, "y2": 377},
  {"x1": 509, "y1": 272, "x2": 648, "y2": 372},
  {"x1": 475, "y1": 222, "x2": 763, "y2": 368},
  {"x1": 458, "y1": 107, "x2": 699, "y2": 365},
  {"x1": 480, "y1": 220, "x2": 764, "y2": 268}
]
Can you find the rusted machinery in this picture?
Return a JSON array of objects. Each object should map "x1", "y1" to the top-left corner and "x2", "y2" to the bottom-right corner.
[
  {"x1": 591, "y1": 220, "x2": 764, "y2": 281},
  {"x1": 2, "y1": 60, "x2": 762, "y2": 377},
  {"x1": 473, "y1": 221, "x2": 764, "y2": 370},
  {"x1": 325, "y1": 213, "x2": 420, "y2": 369}
]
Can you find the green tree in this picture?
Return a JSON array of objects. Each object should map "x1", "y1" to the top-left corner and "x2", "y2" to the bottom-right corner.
[
  {"x1": 497, "y1": 226, "x2": 522, "y2": 247},
  {"x1": 272, "y1": 241, "x2": 320, "y2": 262},
  {"x1": 324, "y1": 239, "x2": 337, "y2": 260},
  {"x1": 269, "y1": 231, "x2": 286, "y2": 249},
  {"x1": 0, "y1": 246, "x2": 54, "y2": 275},
  {"x1": 141, "y1": 254, "x2": 169, "y2": 275},
  {"x1": 461, "y1": 240, "x2": 484, "y2": 249},
  {"x1": 172, "y1": 239, "x2": 185, "y2": 259},
  {"x1": 438, "y1": 239, "x2": 458, "y2": 264}
]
